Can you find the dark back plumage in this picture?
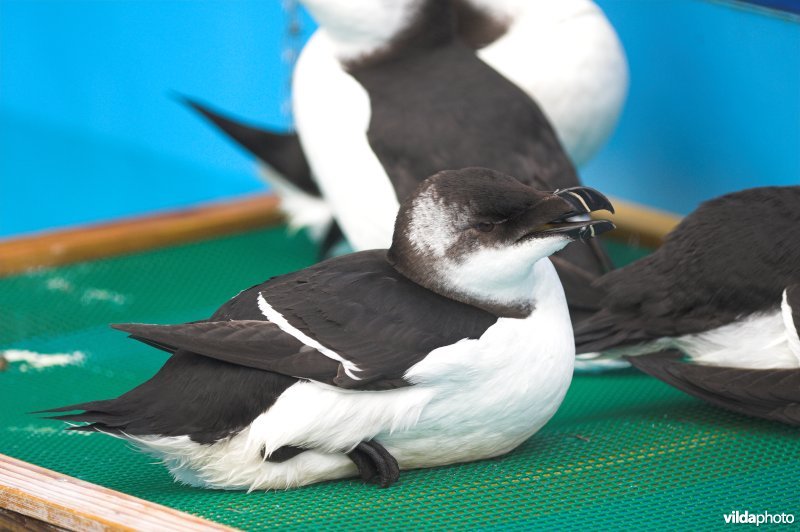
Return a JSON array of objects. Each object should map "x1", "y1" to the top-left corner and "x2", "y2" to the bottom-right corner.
[
  {"x1": 576, "y1": 186, "x2": 800, "y2": 353},
  {"x1": 628, "y1": 351, "x2": 800, "y2": 426}
]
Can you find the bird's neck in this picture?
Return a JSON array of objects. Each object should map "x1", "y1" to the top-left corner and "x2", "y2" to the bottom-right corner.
[
  {"x1": 389, "y1": 245, "x2": 566, "y2": 319},
  {"x1": 455, "y1": 257, "x2": 566, "y2": 319}
]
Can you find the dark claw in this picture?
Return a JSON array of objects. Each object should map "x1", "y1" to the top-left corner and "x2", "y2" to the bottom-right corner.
[
  {"x1": 347, "y1": 446, "x2": 379, "y2": 481},
  {"x1": 347, "y1": 440, "x2": 400, "y2": 488}
]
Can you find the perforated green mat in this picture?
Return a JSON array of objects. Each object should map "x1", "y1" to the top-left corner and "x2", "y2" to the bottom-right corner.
[{"x1": 1, "y1": 227, "x2": 797, "y2": 530}]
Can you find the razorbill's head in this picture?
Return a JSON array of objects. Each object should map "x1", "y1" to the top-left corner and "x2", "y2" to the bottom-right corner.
[
  {"x1": 388, "y1": 167, "x2": 615, "y2": 316},
  {"x1": 300, "y1": 0, "x2": 453, "y2": 66}
]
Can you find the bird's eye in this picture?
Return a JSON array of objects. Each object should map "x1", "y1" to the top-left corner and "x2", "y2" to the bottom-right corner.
[{"x1": 475, "y1": 222, "x2": 495, "y2": 233}]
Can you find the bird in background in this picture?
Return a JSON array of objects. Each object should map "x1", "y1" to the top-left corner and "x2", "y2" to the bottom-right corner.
[
  {"x1": 574, "y1": 186, "x2": 800, "y2": 425},
  {"x1": 41, "y1": 168, "x2": 615, "y2": 490},
  {"x1": 186, "y1": 0, "x2": 627, "y2": 324}
]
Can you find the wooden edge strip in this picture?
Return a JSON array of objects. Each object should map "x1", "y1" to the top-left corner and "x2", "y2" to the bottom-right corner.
[
  {"x1": 0, "y1": 454, "x2": 236, "y2": 532},
  {"x1": 0, "y1": 193, "x2": 682, "y2": 279},
  {"x1": 0, "y1": 194, "x2": 283, "y2": 278},
  {"x1": 596, "y1": 196, "x2": 682, "y2": 249}
]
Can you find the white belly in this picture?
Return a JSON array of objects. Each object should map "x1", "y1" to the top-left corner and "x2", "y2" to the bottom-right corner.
[
  {"x1": 579, "y1": 310, "x2": 800, "y2": 371},
  {"x1": 674, "y1": 311, "x2": 800, "y2": 369}
]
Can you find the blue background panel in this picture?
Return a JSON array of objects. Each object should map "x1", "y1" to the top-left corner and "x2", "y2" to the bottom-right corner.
[
  {"x1": 0, "y1": 0, "x2": 798, "y2": 238},
  {"x1": 583, "y1": 0, "x2": 800, "y2": 214},
  {"x1": 0, "y1": 0, "x2": 314, "y2": 237}
]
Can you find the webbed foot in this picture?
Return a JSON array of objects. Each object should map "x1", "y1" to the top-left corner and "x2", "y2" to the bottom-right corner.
[{"x1": 347, "y1": 440, "x2": 400, "y2": 488}]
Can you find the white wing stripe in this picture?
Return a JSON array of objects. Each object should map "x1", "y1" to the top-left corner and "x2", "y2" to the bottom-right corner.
[{"x1": 257, "y1": 293, "x2": 362, "y2": 380}]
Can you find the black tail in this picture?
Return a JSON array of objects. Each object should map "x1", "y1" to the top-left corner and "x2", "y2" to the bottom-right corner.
[
  {"x1": 628, "y1": 351, "x2": 800, "y2": 426},
  {"x1": 178, "y1": 95, "x2": 320, "y2": 196},
  {"x1": 35, "y1": 399, "x2": 132, "y2": 435},
  {"x1": 36, "y1": 350, "x2": 299, "y2": 444}
]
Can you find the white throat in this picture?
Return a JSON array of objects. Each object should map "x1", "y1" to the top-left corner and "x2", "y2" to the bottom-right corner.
[
  {"x1": 301, "y1": 0, "x2": 423, "y2": 63},
  {"x1": 442, "y1": 241, "x2": 569, "y2": 315}
]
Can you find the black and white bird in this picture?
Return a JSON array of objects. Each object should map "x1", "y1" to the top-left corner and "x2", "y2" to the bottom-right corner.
[
  {"x1": 43, "y1": 168, "x2": 615, "y2": 489},
  {"x1": 574, "y1": 186, "x2": 800, "y2": 425},
  {"x1": 189, "y1": 0, "x2": 619, "y2": 322}
]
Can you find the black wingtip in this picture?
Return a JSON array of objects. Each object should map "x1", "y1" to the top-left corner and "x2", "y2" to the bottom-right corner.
[
  {"x1": 174, "y1": 94, "x2": 223, "y2": 122},
  {"x1": 628, "y1": 351, "x2": 800, "y2": 426},
  {"x1": 167, "y1": 89, "x2": 191, "y2": 105},
  {"x1": 177, "y1": 97, "x2": 320, "y2": 196},
  {"x1": 111, "y1": 323, "x2": 139, "y2": 334}
]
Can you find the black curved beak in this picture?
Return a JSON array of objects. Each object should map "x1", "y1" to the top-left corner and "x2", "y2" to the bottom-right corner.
[
  {"x1": 554, "y1": 186, "x2": 616, "y2": 217},
  {"x1": 535, "y1": 219, "x2": 616, "y2": 241},
  {"x1": 517, "y1": 186, "x2": 616, "y2": 242}
]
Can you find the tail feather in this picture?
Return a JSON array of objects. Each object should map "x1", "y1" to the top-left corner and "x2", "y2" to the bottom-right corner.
[
  {"x1": 179, "y1": 96, "x2": 319, "y2": 196},
  {"x1": 629, "y1": 351, "x2": 800, "y2": 426}
]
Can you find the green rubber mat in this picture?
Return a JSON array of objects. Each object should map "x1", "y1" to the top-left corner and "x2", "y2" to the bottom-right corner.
[{"x1": 1, "y1": 228, "x2": 797, "y2": 530}]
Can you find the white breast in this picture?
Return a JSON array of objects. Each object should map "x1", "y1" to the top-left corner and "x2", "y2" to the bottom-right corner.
[{"x1": 392, "y1": 291, "x2": 575, "y2": 466}]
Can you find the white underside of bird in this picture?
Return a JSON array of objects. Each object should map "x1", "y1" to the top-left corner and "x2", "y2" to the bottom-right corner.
[
  {"x1": 122, "y1": 259, "x2": 574, "y2": 490},
  {"x1": 578, "y1": 290, "x2": 800, "y2": 370}
]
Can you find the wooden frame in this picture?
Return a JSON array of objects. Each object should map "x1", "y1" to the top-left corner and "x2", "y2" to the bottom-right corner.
[
  {"x1": 0, "y1": 193, "x2": 681, "y2": 279},
  {"x1": 0, "y1": 454, "x2": 234, "y2": 531},
  {"x1": 0, "y1": 195, "x2": 282, "y2": 278},
  {"x1": 599, "y1": 196, "x2": 681, "y2": 248}
]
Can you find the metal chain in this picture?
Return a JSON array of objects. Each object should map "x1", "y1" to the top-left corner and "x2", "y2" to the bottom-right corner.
[{"x1": 281, "y1": 0, "x2": 303, "y2": 130}]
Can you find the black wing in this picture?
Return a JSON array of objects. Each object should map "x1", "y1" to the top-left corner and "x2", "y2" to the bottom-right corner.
[
  {"x1": 181, "y1": 97, "x2": 319, "y2": 196},
  {"x1": 113, "y1": 250, "x2": 498, "y2": 390},
  {"x1": 576, "y1": 187, "x2": 800, "y2": 353},
  {"x1": 628, "y1": 351, "x2": 800, "y2": 426}
]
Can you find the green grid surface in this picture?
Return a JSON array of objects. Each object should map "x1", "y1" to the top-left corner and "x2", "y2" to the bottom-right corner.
[{"x1": 1, "y1": 227, "x2": 797, "y2": 530}]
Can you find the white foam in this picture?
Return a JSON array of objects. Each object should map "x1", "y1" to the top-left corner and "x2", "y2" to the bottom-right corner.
[{"x1": 2, "y1": 349, "x2": 86, "y2": 370}]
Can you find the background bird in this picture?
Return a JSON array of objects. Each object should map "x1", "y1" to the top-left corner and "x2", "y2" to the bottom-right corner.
[
  {"x1": 191, "y1": 0, "x2": 622, "y2": 325},
  {"x1": 574, "y1": 186, "x2": 800, "y2": 424},
  {"x1": 41, "y1": 168, "x2": 615, "y2": 490},
  {"x1": 187, "y1": 0, "x2": 626, "y2": 204}
]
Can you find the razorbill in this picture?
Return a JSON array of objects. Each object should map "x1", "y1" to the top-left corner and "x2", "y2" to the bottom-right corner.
[
  {"x1": 186, "y1": 0, "x2": 626, "y2": 254},
  {"x1": 42, "y1": 168, "x2": 615, "y2": 489},
  {"x1": 574, "y1": 186, "x2": 800, "y2": 424}
]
